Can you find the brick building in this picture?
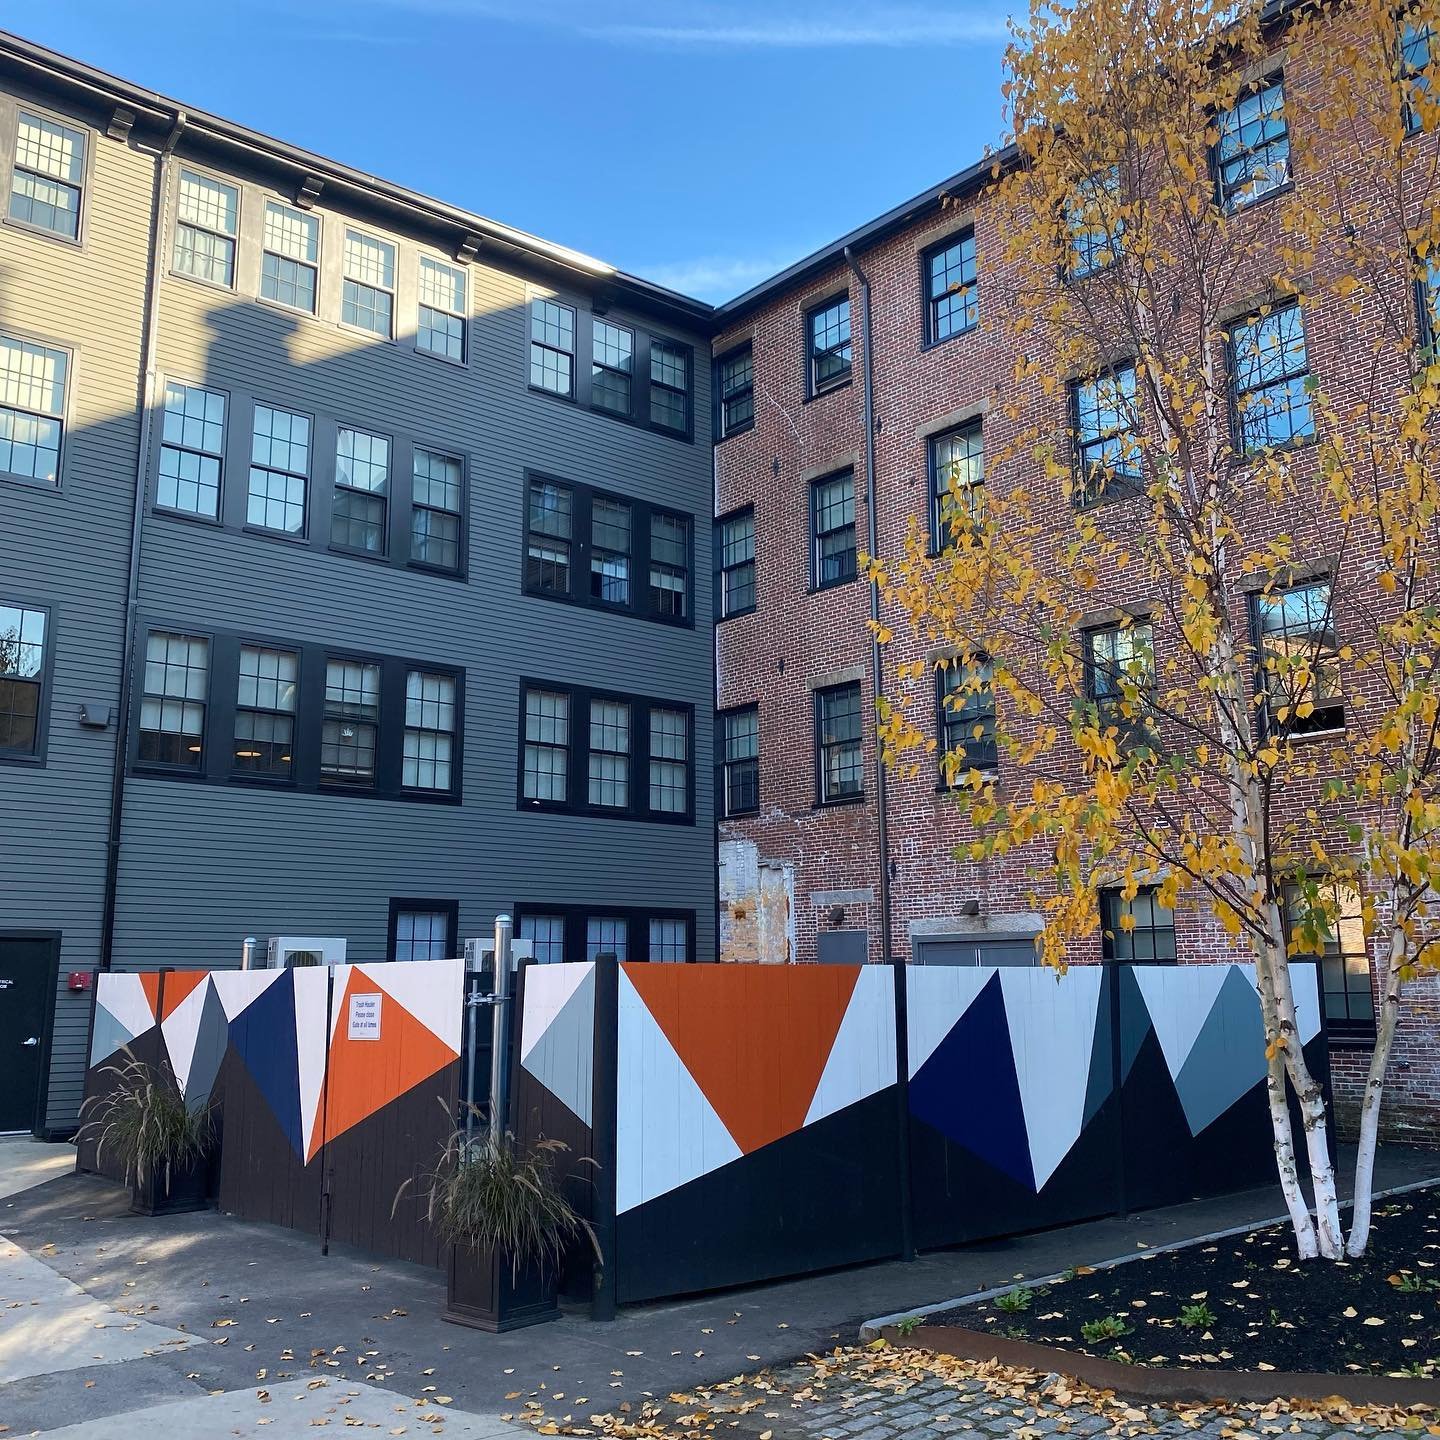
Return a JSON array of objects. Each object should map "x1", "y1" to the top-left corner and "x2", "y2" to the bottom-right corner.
[{"x1": 710, "y1": 15, "x2": 1440, "y2": 1141}]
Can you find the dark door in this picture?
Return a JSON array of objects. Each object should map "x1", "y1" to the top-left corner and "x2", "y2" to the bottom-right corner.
[{"x1": 0, "y1": 936, "x2": 55, "y2": 1132}]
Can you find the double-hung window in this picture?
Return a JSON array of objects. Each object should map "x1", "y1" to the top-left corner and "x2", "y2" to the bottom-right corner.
[
  {"x1": 139, "y1": 630, "x2": 209, "y2": 769},
  {"x1": 718, "y1": 508, "x2": 756, "y2": 618},
  {"x1": 650, "y1": 341, "x2": 689, "y2": 431},
  {"x1": 720, "y1": 705, "x2": 759, "y2": 816},
  {"x1": 1215, "y1": 77, "x2": 1291, "y2": 211},
  {"x1": 158, "y1": 381, "x2": 225, "y2": 518},
  {"x1": 261, "y1": 201, "x2": 319, "y2": 314},
  {"x1": 233, "y1": 645, "x2": 298, "y2": 777},
  {"x1": 522, "y1": 688, "x2": 569, "y2": 803},
  {"x1": 0, "y1": 335, "x2": 67, "y2": 486},
  {"x1": 1074, "y1": 365, "x2": 1141, "y2": 505},
  {"x1": 417, "y1": 257, "x2": 466, "y2": 361},
  {"x1": 924, "y1": 231, "x2": 978, "y2": 342},
  {"x1": 929, "y1": 423, "x2": 984, "y2": 549},
  {"x1": 1402, "y1": 15, "x2": 1435, "y2": 132},
  {"x1": 1085, "y1": 620, "x2": 1156, "y2": 750},
  {"x1": 516, "y1": 907, "x2": 692, "y2": 963},
  {"x1": 1418, "y1": 254, "x2": 1440, "y2": 351},
  {"x1": 717, "y1": 345, "x2": 754, "y2": 437},
  {"x1": 9, "y1": 111, "x2": 84, "y2": 240},
  {"x1": 591, "y1": 497, "x2": 632, "y2": 605},
  {"x1": 1067, "y1": 167, "x2": 1123, "y2": 279},
  {"x1": 530, "y1": 297, "x2": 575, "y2": 396},
  {"x1": 649, "y1": 918, "x2": 688, "y2": 962},
  {"x1": 1254, "y1": 578, "x2": 1344, "y2": 734},
  {"x1": 1099, "y1": 886, "x2": 1177, "y2": 961},
  {"x1": 404, "y1": 670, "x2": 457, "y2": 792},
  {"x1": 518, "y1": 914, "x2": 567, "y2": 965},
  {"x1": 588, "y1": 698, "x2": 630, "y2": 808},
  {"x1": 587, "y1": 916, "x2": 629, "y2": 961},
  {"x1": 806, "y1": 296, "x2": 851, "y2": 395},
  {"x1": 1283, "y1": 881, "x2": 1374, "y2": 1040},
  {"x1": 648, "y1": 707, "x2": 689, "y2": 814},
  {"x1": 0, "y1": 602, "x2": 47, "y2": 757},
  {"x1": 520, "y1": 682, "x2": 692, "y2": 820},
  {"x1": 411, "y1": 448, "x2": 464, "y2": 573},
  {"x1": 342, "y1": 229, "x2": 395, "y2": 338},
  {"x1": 321, "y1": 658, "x2": 381, "y2": 786},
  {"x1": 648, "y1": 513, "x2": 689, "y2": 619},
  {"x1": 1230, "y1": 304, "x2": 1313, "y2": 454},
  {"x1": 816, "y1": 683, "x2": 863, "y2": 804},
  {"x1": 248, "y1": 405, "x2": 310, "y2": 535},
  {"x1": 391, "y1": 904, "x2": 457, "y2": 962},
  {"x1": 938, "y1": 659, "x2": 997, "y2": 779},
  {"x1": 526, "y1": 477, "x2": 573, "y2": 594},
  {"x1": 592, "y1": 320, "x2": 634, "y2": 415},
  {"x1": 174, "y1": 170, "x2": 239, "y2": 287},
  {"x1": 332, "y1": 427, "x2": 389, "y2": 554},
  {"x1": 811, "y1": 471, "x2": 856, "y2": 588}
]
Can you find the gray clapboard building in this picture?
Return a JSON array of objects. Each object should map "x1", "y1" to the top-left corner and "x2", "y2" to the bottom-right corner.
[{"x1": 0, "y1": 31, "x2": 716, "y2": 1137}]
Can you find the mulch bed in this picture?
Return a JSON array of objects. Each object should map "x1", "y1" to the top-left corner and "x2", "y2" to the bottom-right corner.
[{"x1": 924, "y1": 1187, "x2": 1440, "y2": 1377}]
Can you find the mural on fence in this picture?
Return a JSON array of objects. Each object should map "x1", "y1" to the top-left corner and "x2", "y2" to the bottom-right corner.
[
  {"x1": 85, "y1": 960, "x2": 464, "y2": 1265},
  {"x1": 611, "y1": 962, "x2": 899, "y2": 1302}
]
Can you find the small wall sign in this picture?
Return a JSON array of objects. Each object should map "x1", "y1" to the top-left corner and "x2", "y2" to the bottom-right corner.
[{"x1": 348, "y1": 992, "x2": 382, "y2": 1041}]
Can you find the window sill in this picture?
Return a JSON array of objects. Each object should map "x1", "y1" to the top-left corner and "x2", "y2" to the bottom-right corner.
[
  {"x1": 1231, "y1": 433, "x2": 1318, "y2": 467},
  {"x1": 169, "y1": 266, "x2": 238, "y2": 298},
  {"x1": 0, "y1": 749, "x2": 46, "y2": 768},
  {"x1": 0, "y1": 470, "x2": 62, "y2": 493},
  {"x1": 338, "y1": 319, "x2": 397, "y2": 347},
  {"x1": 715, "y1": 421, "x2": 755, "y2": 445},
  {"x1": 153, "y1": 504, "x2": 223, "y2": 527},
  {"x1": 813, "y1": 793, "x2": 867, "y2": 811},
  {"x1": 805, "y1": 377, "x2": 853, "y2": 404},
  {"x1": 1222, "y1": 179, "x2": 1294, "y2": 217},
  {"x1": 1073, "y1": 479, "x2": 1146, "y2": 512},
  {"x1": 255, "y1": 294, "x2": 320, "y2": 325},
  {"x1": 242, "y1": 524, "x2": 310, "y2": 546},
  {"x1": 517, "y1": 798, "x2": 695, "y2": 826},
  {"x1": 1269, "y1": 722, "x2": 1346, "y2": 745},
  {"x1": 717, "y1": 606, "x2": 757, "y2": 623},
  {"x1": 3, "y1": 213, "x2": 83, "y2": 248},
  {"x1": 1326, "y1": 1029, "x2": 1378, "y2": 1051},
  {"x1": 935, "y1": 769, "x2": 997, "y2": 792},
  {"x1": 407, "y1": 559, "x2": 468, "y2": 583},
  {"x1": 722, "y1": 807, "x2": 760, "y2": 820},
  {"x1": 414, "y1": 343, "x2": 469, "y2": 370},
  {"x1": 809, "y1": 574, "x2": 860, "y2": 595},
  {"x1": 921, "y1": 321, "x2": 979, "y2": 353},
  {"x1": 522, "y1": 583, "x2": 694, "y2": 629}
]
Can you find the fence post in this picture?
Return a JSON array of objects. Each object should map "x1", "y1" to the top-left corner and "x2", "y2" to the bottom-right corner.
[
  {"x1": 893, "y1": 958, "x2": 915, "y2": 1261},
  {"x1": 320, "y1": 964, "x2": 336, "y2": 1256},
  {"x1": 488, "y1": 914, "x2": 513, "y2": 1140},
  {"x1": 590, "y1": 952, "x2": 619, "y2": 1321},
  {"x1": 1109, "y1": 963, "x2": 1129, "y2": 1218}
]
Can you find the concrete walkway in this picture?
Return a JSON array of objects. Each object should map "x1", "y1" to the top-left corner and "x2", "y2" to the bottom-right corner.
[
  {"x1": 0, "y1": 1141, "x2": 1434, "y2": 1436},
  {"x1": 0, "y1": 1134, "x2": 75, "y2": 1201}
]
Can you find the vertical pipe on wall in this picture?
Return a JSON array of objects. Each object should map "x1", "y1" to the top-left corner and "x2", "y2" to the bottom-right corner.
[
  {"x1": 590, "y1": 953, "x2": 619, "y2": 1321},
  {"x1": 844, "y1": 245, "x2": 914, "y2": 1263},
  {"x1": 488, "y1": 914, "x2": 513, "y2": 1140}
]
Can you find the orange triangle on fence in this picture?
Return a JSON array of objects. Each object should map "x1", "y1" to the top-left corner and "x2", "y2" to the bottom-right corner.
[
  {"x1": 159, "y1": 970, "x2": 210, "y2": 1020},
  {"x1": 307, "y1": 967, "x2": 458, "y2": 1162},
  {"x1": 623, "y1": 963, "x2": 861, "y2": 1155}
]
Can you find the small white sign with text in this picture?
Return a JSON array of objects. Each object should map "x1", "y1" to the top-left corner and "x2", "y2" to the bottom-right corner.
[{"x1": 348, "y1": 992, "x2": 383, "y2": 1041}]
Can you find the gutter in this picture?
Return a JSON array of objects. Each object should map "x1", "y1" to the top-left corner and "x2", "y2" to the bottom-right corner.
[
  {"x1": 843, "y1": 245, "x2": 914, "y2": 1263},
  {"x1": 97, "y1": 108, "x2": 186, "y2": 977}
]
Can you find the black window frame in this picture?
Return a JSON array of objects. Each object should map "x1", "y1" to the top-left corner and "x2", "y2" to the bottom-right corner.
[
  {"x1": 1072, "y1": 363, "x2": 1143, "y2": 507},
  {"x1": 937, "y1": 657, "x2": 997, "y2": 783},
  {"x1": 511, "y1": 903, "x2": 697, "y2": 964},
  {"x1": 0, "y1": 596, "x2": 54, "y2": 766},
  {"x1": 516, "y1": 678, "x2": 695, "y2": 825},
  {"x1": 718, "y1": 703, "x2": 760, "y2": 818},
  {"x1": 415, "y1": 254, "x2": 468, "y2": 364},
  {"x1": 232, "y1": 641, "x2": 300, "y2": 780},
  {"x1": 521, "y1": 470, "x2": 694, "y2": 628},
  {"x1": 1083, "y1": 618, "x2": 1157, "y2": 752},
  {"x1": 1248, "y1": 576, "x2": 1345, "y2": 737},
  {"x1": 814, "y1": 681, "x2": 865, "y2": 807},
  {"x1": 1401, "y1": 13, "x2": 1435, "y2": 135},
  {"x1": 171, "y1": 165, "x2": 240, "y2": 291},
  {"x1": 810, "y1": 469, "x2": 857, "y2": 590},
  {"x1": 716, "y1": 505, "x2": 756, "y2": 620},
  {"x1": 259, "y1": 198, "x2": 320, "y2": 317},
  {"x1": 928, "y1": 421, "x2": 984, "y2": 552},
  {"x1": 528, "y1": 297, "x2": 695, "y2": 442},
  {"x1": 387, "y1": 897, "x2": 460, "y2": 962},
  {"x1": 1282, "y1": 879, "x2": 1376, "y2": 1044},
  {"x1": 1212, "y1": 73, "x2": 1292, "y2": 213},
  {"x1": 328, "y1": 423, "x2": 392, "y2": 559},
  {"x1": 1415, "y1": 251, "x2": 1440, "y2": 351},
  {"x1": 0, "y1": 330, "x2": 71, "y2": 490},
  {"x1": 128, "y1": 618, "x2": 463, "y2": 804},
  {"x1": 805, "y1": 293, "x2": 852, "y2": 398},
  {"x1": 1099, "y1": 886, "x2": 1177, "y2": 962},
  {"x1": 922, "y1": 229, "x2": 979, "y2": 347},
  {"x1": 408, "y1": 444, "x2": 468, "y2": 577},
  {"x1": 715, "y1": 343, "x2": 755, "y2": 440},
  {"x1": 1228, "y1": 302, "x2": 1315, "y2": 457}
]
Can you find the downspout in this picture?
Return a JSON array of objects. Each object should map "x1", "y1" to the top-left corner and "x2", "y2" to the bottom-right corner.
[
  {"x1": 844, "y1": 245, "x2": 914, "y2": 1261},
  {"x1": 98, "y1": 109, "x2": 186, "y2": 975}
]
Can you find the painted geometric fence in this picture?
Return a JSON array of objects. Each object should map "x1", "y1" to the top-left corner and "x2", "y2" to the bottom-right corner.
[
  {"x1": 83, "y1": 960, "x2": 464, "y2": 1266},
  {"x1": 515, "y1": 959, "x2": 1329, "y2": 1306}
]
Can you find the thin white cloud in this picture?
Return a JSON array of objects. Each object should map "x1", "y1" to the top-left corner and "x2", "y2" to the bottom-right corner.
[{"x1": 345, "y1": 0, "x2": 1010, "y2": 49}]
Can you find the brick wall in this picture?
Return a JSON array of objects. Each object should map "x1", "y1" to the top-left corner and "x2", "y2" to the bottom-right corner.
[{"x1": 714, "y1": 12, "x2": 1440, "y2": 1145}]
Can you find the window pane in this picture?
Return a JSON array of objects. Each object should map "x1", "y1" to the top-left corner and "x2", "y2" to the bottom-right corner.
[
  {"x1": 411, "y1": 449, "x2": 464, "y2": 571},
  {"x1": 1233, "y1": 306, "x2": 1313, "y2": 453},
  {"x1": 234, "y1": 644, "x2": 298, "y2": 776},
  {"x1": 418, "y1": 257, "x2": 466, "y2": 360},
  {"x1": 530, "y1": 298, "x2": 575, "y2": 395},
  {"x1": 591, "y1": 498, "x2": 631, "y2": 603},
  {"x1": 722, "y1": 706, "x2": 759, "y2": 815},
  {"x1": 721, "y1": 510, "x2": 756, "y2": 615},
  {"x1": 720, "y1": 346, "x2": 754, "y2": 435},
  {"x1": 941, "y1": 659, "x2": 997, "y2": 775},
  {"x1": 648, "y1": 707, "x2": 688, "y2": 813},
  {"x1": 394, "y1": 909, "x2": 450, "y2": 962},
  {"x1": 586, "y1": 916, "x2": 628, "y2": 962},
  {"x1": 649, "y1": 512, "x2": 688, "y2": 618},
  {"x1": 809, "y1": 298, "x2": 851, "y2": 390},
  {"x1": 10, "y1": 113, "x2": 84, "y2": 238},
  {"x1": 592, "y1": 320, "x2": 633, "y2": 415},
  {"x1": 818, "y1": 684, "x2": 863, "y2": 801},
  {"x1": 0, "y1": 603, "x2": 46, "y2": 756},
  {"x1": 588, "y1": 699, "x2": 630, "y2": 807},
  {"x1": 139, "y1": 631, "x2": 208, "y2": 768},
  {"x1": 523, "y1": 688, "x2": 569, "y2": 801},
  {"x1": 403, "y1": 669, "x2": 457, "y2": 790},
  {"x1": 650, "y1": 341, "x2": 688, "y2": 430},
  {"x1": 931, "y1": 424, "x2": 984, "y2": 545},
  {"x1": 519, "y1": 914, "x2": 566, "y2": 964},
  {"x1": 813, "y1": 473, "x2": 856, "y2": 586},
  {"x1": 649, "y1": 918, "x2": 687, "y2": 963},
  {"x1": 1216, "y1": 78, "x2": 1290, "y2": 211},
  {"x1": 928, "y1": 232, "x2": 978, "y2": 339},
  {"x1": 527, "y1": 478, "x2": 572, "y2": 593},
  {"x1": 174, "y1": 171, "x2": 239, "y2": 286},
  {"x1": 321, "y1": 658, "x2": 380, "y2": 783},
  {"x1": 0, "y1": 336, "x2": 67, "y2": 485},
  {"x1": 1256, "y1": 580, "x2": 1343, "y2": 731}
]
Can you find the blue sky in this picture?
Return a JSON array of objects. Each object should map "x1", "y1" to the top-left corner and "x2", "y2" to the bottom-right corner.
[{"x1": 2, "y1": 1, "x2": 1013, "y2": 303}]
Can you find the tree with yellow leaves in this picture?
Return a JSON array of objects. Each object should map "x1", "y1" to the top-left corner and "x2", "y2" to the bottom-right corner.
[{"x1": 872, "y1": 0, "x2": 1440, "y2": 1258}]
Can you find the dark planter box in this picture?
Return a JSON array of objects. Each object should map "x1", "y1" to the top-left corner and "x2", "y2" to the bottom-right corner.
[
  {"x1": 443, "y1": 1242, "x2": 559, "y2": 1332},
  {"x1": 129, "y1": 1155, "x2": 210, "y2": 1216}
]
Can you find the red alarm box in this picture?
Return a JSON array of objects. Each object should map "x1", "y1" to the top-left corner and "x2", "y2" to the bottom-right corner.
[{"x1": 67, "y1": 971, "x2": 93, "y2": 992}]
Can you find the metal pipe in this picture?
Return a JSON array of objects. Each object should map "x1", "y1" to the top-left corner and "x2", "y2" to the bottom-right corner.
[
  {"x1": 99, "y1": 110, "x2": 186, "y2": 978},
  {"x1": 464, "y1": 944, "x2": 482, "y2": 1149},
  {"x1": 488, "y1": 914, "x2": 514, "y2": 1141},
  {"x1": 843, "y1": 244, "x2": 914, "y2": 1262},
  {"x1": 240, "y1": 936, "x2": 257, "y2": 972}
]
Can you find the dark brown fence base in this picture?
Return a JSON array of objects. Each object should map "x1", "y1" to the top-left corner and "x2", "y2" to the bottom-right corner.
[{"x1": 881, "y1": 1325, "x2": 1440, "y2": 1409}]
